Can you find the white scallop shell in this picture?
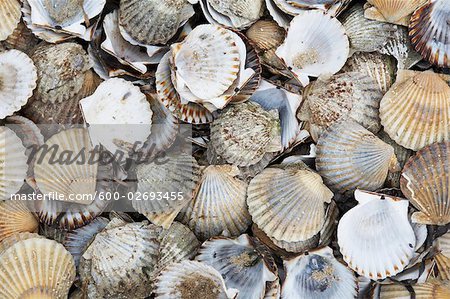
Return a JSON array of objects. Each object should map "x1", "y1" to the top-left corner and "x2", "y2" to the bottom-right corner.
[{"x1": 0, "y1": 0, "x2": 21, "y2": 41}]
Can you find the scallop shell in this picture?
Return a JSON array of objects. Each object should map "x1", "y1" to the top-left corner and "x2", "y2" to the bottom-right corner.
[
  {"x1": 0, "y1": 50, "x2": 37, "y2": 119},
  {"x1": 379, "y1": 280, "x2": 450, "y2": 298},
  {"x1": 265, "y1": 0, "x2": 292, "y2": 29},
  {"x1": 272, "y1": 0, "x2": 352, "y2": 16},
  {"x1": 79, "y1": 222, "x2": 161, "y2": 298},
  {"x1": 0, "y1": 0, "x2": 21, "y2": 41},
  {"x1": 209, "y1": 101, "x2": 282, "y2": 167},
  {"x1": 247, "y1": 162, "x2": 333, "y2": 244},
  {"x1": 282, "y1": 247, "x2": 357, "y2": 299},
  {"x1": 0, "y1": 200, "x2": 39, "y2": 242},
  {"x1": 301, "y1": 72, "x2": 383, "y2": 142},
  {"x1": 337, "y1": 190, "x2": 416, "y2": 279},
  {"x1": 0, "y1": 127, "x2": 28, "y2": 200},
  {"x1": 201, "y1": 0, "x2": 264, "y2": 29},
  {"x1": 380, "y1": 70, "x2": 450, "y2": 151},
  {"x1": 435, "y1": 231, "x2": 450, "y2": 280},
  {"x1": 196, "y1": 235, "x2": 277, "y2": 299},
  {"x1": 275, "y1": 10, "x2": 349, "y2": 86},
  {"x1": 119, "y1": 0, "x2": 195, "y2": 45},
  {"x1": 80, "y1": 78, "x2": 153, "y2": 155},
  {"x1": 1, "y1": 21, "x2": 39, "y2": 54},
  {"x1": 400, "y1": 142, "x2": 450, "y2": 225},
  {"x1": 409, "y1": 0, "x2": 450, "y2": 68},
  {"x1": 0, "y1": 238, "x2": 76, "y2": 299},
  {"x1": 0, "y1": 232, "x2": 43, "y2": 255},
  {"x1": 177, "y1": 165, "x2": 251, "y2": 241},
  {"x1": 155, "y1": 260, "x2": 238, "y2": 299},
  {"x1": 316, "y1": 121, "x2": 399, "y2": 194},
  {"x1": 364, "y1": 0, "x2": 427, "y2": 26}
]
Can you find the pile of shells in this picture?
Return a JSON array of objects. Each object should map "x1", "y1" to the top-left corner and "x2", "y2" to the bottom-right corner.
[{"x1": 0, "y1": 0, "x2": 449, "y2": 298}]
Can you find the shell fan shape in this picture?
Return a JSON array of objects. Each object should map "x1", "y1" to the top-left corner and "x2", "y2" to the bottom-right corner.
[
  {"x1": 0, "y1": 200, "x2": 39, "y2": 242},
  {"x1": 0, "y1": 0, "x2": 21, "y2": 41},
  {"x1": 364, "y1": 0, "x2": 427, "y2": 26}
]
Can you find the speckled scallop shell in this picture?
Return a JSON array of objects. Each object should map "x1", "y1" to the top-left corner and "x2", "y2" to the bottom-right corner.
[
  {"x1": 380, "y1": 70, "x2": 450, "y2": 151},
  {"x1": 210, "y1": 101, "x2": 281, "y2": 167},
  {"x1": 364, "y1": 0, "x2": 427, "y2": 26},
  {"x1": 0, "y1": 127, "x2": 28, "y2": 200},
  {"x1": 301, "y1": 72, "x2": 383, "y2": 142},
  {"x1": 379, "y1": 280, "x2": 450, "y2": 298},
  {"x1": 0, "y1": 200, "x2": 39, "y2": 242},
  {"x1": 409, "y1": 0, "x2": 450, "y2": 68},
  {"x1": 400, "y1": 142, "x2": 450, "y2": 225},
  {"x1": 79, "y1": 221, "x2": 161, "y2": 299},
  {"x1": 247, "y1": 162, "x2": 333, "y2": 245},
  {"x1": 155, "y1": 260, "x2": 238, "y2": 299},
  {"x1": 337, "y1": 190, "x2": 416, "y2": 279},
  {"x1": 0, "y1": 50, "x2": 37, "y2": 119},
  {"x1": 0, "y1": 22, "x2": 39, "y2": 54},
  {"x1": 0, "y1": 238, "x2": 76, "y2": 299},
  {"x1": 282, "y1": 247, "x2": 357, "y2": 299},
  {"x1": 0, "y1": 0, "x2": 21, "y2": 41},
  {"x1": 435, "y1": 231, "x2": 450, "y2": 280},
  {"x1": 178, "y1": 165, "x2": 251, "y2": 241},
  {"x1": 275, "y1": 10, "x2": 349, "y2": 86},
  {"x1": 201, "y1": 0, "x2": 264, "y2": 29},
  {"x1": 196, "y1": 235, "x2": 277, "y2": 299},
  {"x1": 119, "y1": 0, "x2": 195, "y2": 45},
  {"x1": 316, "y1": 121, "x2": 399, "y2": 194}
]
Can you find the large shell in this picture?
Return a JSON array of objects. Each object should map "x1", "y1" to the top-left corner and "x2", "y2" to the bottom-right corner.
[
  {"x1": 178, "y1": 165, "x2": 251, "y2": 241},
  {"x1": 316, "y1": 121, "x2": 399, "y2": 194},
  {"x1": 435, "y1": 231, "x2": 450, "y2": 280},
  {"x1": 400, "y1": 142, "x2": 450, "y2": 225},
  {"x1": 0, "y1": 0, "x2": 21, "y2": 41},
  {"x1": 0, "y1": 238, "x2": 76, "y2": 299},
  {"x1": 364, "y1": 0, "x2": 427, "y2": 26},
  {"x1": 300, "y1": 71, "x2": 383, "y2": 141},
  {"x1": 0, "y1": 50, "x2": 37, "y2": 119},
  {"x1": 379, "y1": 280, "x2": 450, "y2": 298},
  {"x1": 196, "y1": 235, "x2": 277, "y2": 299},
  {"x1": 0, "y1": 200, "x2": 39, "y2": 242},
  {"x1": 79, "y1": 221, "x2": 161, "y2": 298},
  {"x1": 282, "y1": 247, "x2": 357, "y2": 299},
  {"x1": 275, "y1": 10, "x2": 349, "y2": 86},
  {"x1": 155, "y1": 260, "x2": 238, "y2": 299},
  {"x1": 201, "y1": 0, "x2": 264, "y2": 29},
  {"x1": 119, "y1": 0, "x2": 195, "y2": 45},
  {"x1": 409, "y1": 0, "x2": 450, "y2": 68},
  {"x1": 247, "y1": 162, "x2": 333, "y2": 244},
  {"x1": 380, "y1": 70, "x2": 450, "y2": 151},
  {"x1": 0, "y1": 127, "x2": 28, "y2": 200},
  {"x1": 337, "y1": 190, "x2": 416, "y2": 279},
  {"x1": 209, "y1": 102, "x2": 281, "y2": 167}
]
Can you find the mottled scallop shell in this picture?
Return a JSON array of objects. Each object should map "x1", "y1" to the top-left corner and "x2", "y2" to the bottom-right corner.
[
  {"x1": 364, "y1": 0, "x2": 427, "y2": 26},
  {"x1": 301, "y1": 72, "x2": 383, "y2": 142},
  {"x1": 282, "y1": 247, "x2": 357, "y2": 299},
  {"x1": 0, "y1": 127, "x2": 28, "y2": 200},
  {"x1": 435, "y1": 231, "x2": 450, "y2": 280},
  {"x1": 200, "y1": 0, "x2": 264, "y2": 29},
  {"x1": 337, "y1": 190, "x2": 416, "y2": 279},
  {"x1": 0, "y1": 0, "x2": 21, "y2": 41},
  {"x1": 247, "y1": 162, "x2": 333, "y2": 244},
  {"x1": 380, "y1": 70, "x2": 450, "y2": 151},
  {"x1": 379, "y1": 280, "x2": 450, "y2": 298},
  {"x1": 0, "y1": 21, "x2": 39, "y2": 54},
  {"x1": 316, "y1": 121, "x2": 399, "y2": 194},
  {"x1": 178, "y1": 165, "x2": 251, "y2": 241},
  {"x1": 400, "y1": 142, "x2": 450, "y2": 225},
  {"x1": 409, "y1": 0, "x2": 450, "y2": 68},
  {"x1": 79, "y1": 221, "x2": 161, "y2": 298},
  {"x1": 0, "y1": 200, "x2": 39, "y2": 242},
  {"x1": 196, "y1": 235, "x2": 277, "y2": 299},
  {"x1": 0, "y1": 238, "x2": 76, "y2": 299},
  {"x1": 209, "y1": 102, "x2": 281, "y2": 167},
  {"x1": 0, "y1": 50, "x2": 37, "y2": 119},
  {"x1": 275, "y1": 10, "x2": 349, "y2": 86},
  {"x1": 119, "y1": 0, "x2": 195, "y2": 45},
  {"x1": 80, "y1": 78, "x2": 153, "y2": 154},
  {"x1": 155, "y1": 260, "x2": 238, "y2": 299}
]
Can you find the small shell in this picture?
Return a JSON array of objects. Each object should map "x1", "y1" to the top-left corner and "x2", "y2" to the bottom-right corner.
[
  {"x1": 0, "y1": 238, "x2": 76, "y2": 299},
  {"x1": 79, "y1": 222, "x2": 161, "y2": 298},
  {"x1": 209, "y1": 102, "x2": 281, "y2": 167},
  {"x1": 0, "y1": 50, "x2": 37, "y2": 119},
  {"x1": 119, "y1": 0, "x2": 195, "y2": 45},
  {"x1": 201, "y1": 0, "x2": 264, "y2": 29},
  {"x1": 316, "y1": 121, "x2": 399, "y2": 194},
  {"x1": 0, "y1": 0, "x2": 21, "y2": 41},
  {"x1": 196, "y1": 235, "x2": 277, "y2": 299},
  {"x1": 247, "y1": 162, "x2": 333, "y2": 244},
  {"x1": 380, "y1": 70, "x2": 450, "y2": 151},
  {"x1": 435, "y1": 231, "x2": 450, "y2": 280},
  {"x1": 275, "y1": 10, "x2": 349, "y2": 86},
  {"x1": 301, "y1": 72, "x2": 383, "y2": 142},
  {"x1": 155, "y1": 260, "x2": 238, "y2": 299},
  {"x1": 364, "y1": 0, "x2": 427, "y2": 26},
  {"x1": 1, "y1": 21, "x2": 39, "y2": 54},
  {"x1": 282, "y1": 247, "x2": 357, "y2": 299},
  {"x1": 178, "y1": 165, "x2": 251, "y2": 241},
  {"x1": 0, "y1": 232, "x2": 43, "y2": 255},
  {"x1": 0, "y1": 200, "x2": 39, "y2": 242},
  {"x1": 409, "y1": 0, "x2": 450, "y2": 68},
  {"x1": 379, "y1": 280, "x2": 450, "y2": 298},
  {"x1": 400, "y1": 142, "x2": 450, "y2": 225},
  {"x1": 337, "y1": 190, "x2": 416, "y2": 279}
]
